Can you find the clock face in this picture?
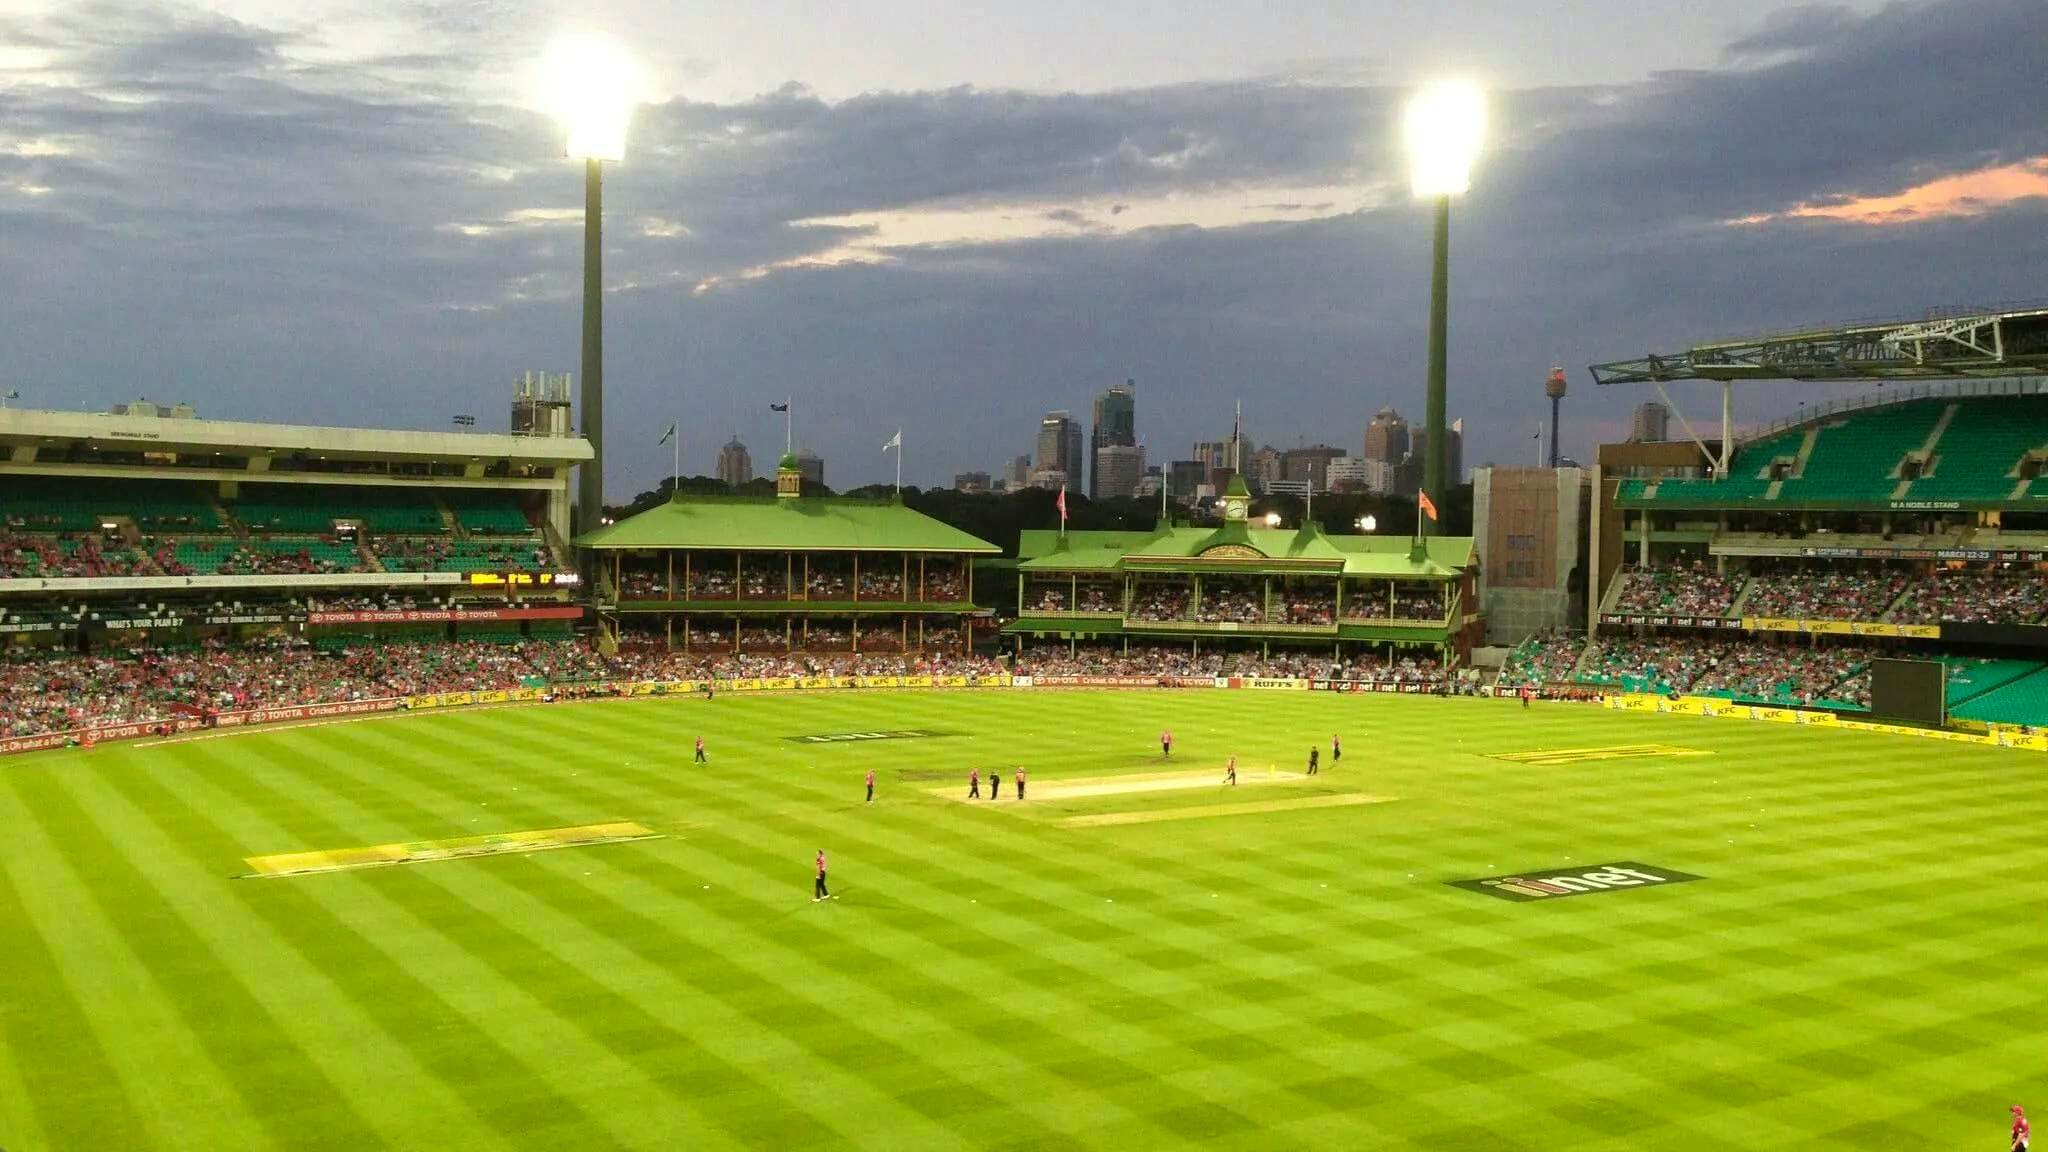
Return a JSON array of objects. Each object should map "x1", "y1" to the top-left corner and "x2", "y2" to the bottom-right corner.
[{"x1": 1224, "y1": 498, "x2": 1248, "y2": 521}]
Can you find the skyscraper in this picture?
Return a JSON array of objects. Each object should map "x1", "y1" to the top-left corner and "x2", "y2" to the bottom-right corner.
[
  {"x1": 1411, "y1": 420, "x2": 1464, "y2": 487},
  {"x1": 716, "y1": 436, "x2": 753, "y2": 488},
  {"x1": 1364, "y1": 407, "x2": 1410, "y2": 470},
  {"x1": 953, "y1": 471, "x2": 991, "y2": 493},
  {"x1": 1092, "y1": 444, "x2": 1145, "y2": 501},
  {"x1": 1630, "y1": 401, "x2": 1671, "y2": 443},
  {"x1": 1005, "y1": 455, "x2": 1033, "y2": 490},
  {"x1": 1090, "y1": 379, "x2": 1137, "y2": 499},
  {"x1": 1038, "y1": 411, "x2": 1081, "y2": 479},
  {"x1": 794, "y1": 449, "x2": 825, "y2": 488}
]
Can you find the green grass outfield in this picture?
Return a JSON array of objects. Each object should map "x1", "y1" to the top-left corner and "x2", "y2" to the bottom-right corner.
[{"x1": 1, "y1": 690, "x2": 2041, "y2": 1150}]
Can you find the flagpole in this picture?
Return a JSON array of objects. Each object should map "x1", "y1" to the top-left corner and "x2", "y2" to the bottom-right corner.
[
  {"x1": 784, "y1": 397, "x2": 792, "y2": 457},
  {"x1": 895, "y1": 430, "x2": 903, "y2": 497},
  {"x1": 673, "y1": 414, "x2": 681, "y2": 494}
]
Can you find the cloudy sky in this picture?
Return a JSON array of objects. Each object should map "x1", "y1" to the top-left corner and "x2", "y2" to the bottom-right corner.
[{"x1": 2, "y1": 0, "x2": 2045, "y2": 493}]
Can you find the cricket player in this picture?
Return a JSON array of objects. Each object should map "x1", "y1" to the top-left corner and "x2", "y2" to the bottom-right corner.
[
  {"x1": 1161, "y1": 729, "x2": 1173, "y2": 758},
  {"x1": 865, "y1": 768, "x2": 875, "y2": 803},
  {"x1": 814, "y1": 850, "x2": 831, "y2": 901},
  {"x1": 1331, "y1": 733, "x2": 1341, "y2": 765},
  {"x1": 2015, "y1": 1105, "x2": 2031, "y2": 1152},
  {"x1": 1014, "y1": 767, "x2": 1027, "y2": 800},
  {"x1": 1224, "y1": 755, "x2": 1237, "y2": 787},
  {"x1": 990, "y1": 767, "x2": 1004, "y2": 799},
  {"x1": 968, "y1": 767, "x2": 981, "y2": 799},
  {"x1": 694, "y1": 735, "x2": 707, "y2": 763},
  {"x1": 1307, "y1": 747, "x2": 1319, "y2": 775}
]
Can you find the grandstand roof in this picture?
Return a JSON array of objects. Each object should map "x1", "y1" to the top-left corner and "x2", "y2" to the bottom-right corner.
[
  {"x1": 1017, "y1": 527, "x2": 1473, "y2": 577},
  {"x1": 0, "y1": 406, "x2": 592, "y2": 465},
  {"x1": 1589, "y1": 304, "x2": 2048, "y2": 385},
  {"x1": 575, "y1": 495, "x2": 1000, "y2": 553}
]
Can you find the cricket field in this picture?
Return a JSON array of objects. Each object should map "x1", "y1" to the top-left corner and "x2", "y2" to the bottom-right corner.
[{"x1": 0, "y1": 690, "x2": 2039, "y2": 1150}]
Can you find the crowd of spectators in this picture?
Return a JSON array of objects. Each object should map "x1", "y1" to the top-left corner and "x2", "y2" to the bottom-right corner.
[
  {"x1": 1614, "y1": 561, "x2": 1743, "y2": 616},
  {"x1": 1014, "y1": 644, "x2": 1223, "y2": 678},
  {"x1": 1275, "y1": 586, "x2": 1335, "y2": 626},
  {"x1": 807, "y1": 567, "x2": 851, "y2": 599},
  {"x1": 856, "y1": 566, "x2": 904, "y2": 600},
  {"x1": 0, "y1": 534, "x2": 153, "y2": 579},
  {"x1": 620, "y1": 571, "x2": 667, "y2": 599},
  {"x1": 1742, "y1": 563, "x2": 1910, "y2": 621},
  {"x1": 1496, "y1": 632, "x2": 1584, "y2": 688},
  {"x1": 1194, "y1": 583, "x2": 1263, "y2": 624},
  {"x1": 1391, "y1": 589, "x2": 1445, "y2": 620},
  {"x1": 1892, "y1": 568, "x2": 2048, "y2": 624},
  {"x1": 1128, "y1": 583, "x2": 1192, "y2": 621},
  {"x1": 1567, "y1": 633, "x2": 1869, "y2": 705},
  {"x1": 742, "y1": 561, "x2": 787, "y2": 599},
  {"x1": 0, "y1": 640, "x2": 1010, "y2": 739},
  {"x1": 689, "y1": 568, "x2": 737, "y2": 599},
  {"x1": 922, "y1": 565, "x2": 967, "y2": 601}
]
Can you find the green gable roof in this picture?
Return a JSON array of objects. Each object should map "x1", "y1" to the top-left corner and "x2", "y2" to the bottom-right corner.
[
  {"x1": 577, "y1": 496, "x2": 1000, "y2": 553},
  {"x1": 1017, "y1": 526, "x2": 1475, "y2": 577}
]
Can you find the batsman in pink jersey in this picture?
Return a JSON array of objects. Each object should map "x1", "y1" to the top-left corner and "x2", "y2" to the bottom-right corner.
[
  {"x1": 1160, "y1": 729, "x2": 1173, "y2": 758},
  {"x1": 813, "y1": 850, "x2": 831, "y2": 901},
  {"x1": 967, "y1": 767, "x2": 981, "y2": 799},
  {"x1": 2015, "y1": 1105, "x2": 2031, "y2": 1152},
  {"x1": 864, "y1": 768, "x2": 875, "y2": 803},
  {"x1": 1223, "y1": 755, "x2": 1237, "y2": 787}
]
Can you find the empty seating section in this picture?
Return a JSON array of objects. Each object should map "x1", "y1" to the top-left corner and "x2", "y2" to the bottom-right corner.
[
  {"x1": 1951, "y1": 668, "x2": 2048, "y2": 726},
  {"x1": 1, "y1": 477, "x2": 222, "y2": 533},
  {"x1": 172, "y1": 536, "x2": 365, "y2": 575},
  {"x1": 232, "y1": 485, "x2": 441, "y2": 534},
  {"x1": 1622, "y1": 396, "x2": 2048, "y2": 507},
  {"x1": 1908, "y1": 395, "x2": 2048, "y2": 503},
  {"x1": 446, "y1": 493, "x2": 534, "y2": 535},
  {"x1": 1773, "y1": 400, "x2": 1943, "y2": 504},
  {"x1": 1943, "y1": 659, "x2": 2042, "y2": 707}
]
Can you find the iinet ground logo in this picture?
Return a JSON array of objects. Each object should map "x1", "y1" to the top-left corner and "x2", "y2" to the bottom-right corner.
[{"x1": 1449, "y1": 862, "x2": 1704, "y2": 903}]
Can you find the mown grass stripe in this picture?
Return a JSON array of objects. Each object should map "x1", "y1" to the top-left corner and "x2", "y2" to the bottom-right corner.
[
  {"x1": 0, "y1": 830, "x2": 151, "y2": 1152},
  {"x1": 139, "y1": 737, "x2": 647, "y2": 1152},
  {"x1": 17, "y1": 756, "x2": 389, "y2": 1152},
  {"x1": 327, "y1": 713, "x2": 1024, "y2": 1139},
  {"x1": 0, "y1": 771, "x2": 268, "y2": 1150}
]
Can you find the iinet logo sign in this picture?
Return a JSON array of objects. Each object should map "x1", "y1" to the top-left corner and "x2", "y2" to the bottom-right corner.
[{"x1": 1449, "y1": 862, "x2": 1704, "y2": 903}]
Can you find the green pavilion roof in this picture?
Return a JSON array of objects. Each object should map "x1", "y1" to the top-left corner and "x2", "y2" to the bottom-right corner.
[
  {"x1": 577, "y1": 496, "x2": 1000, "y2": 553},
  {"x1": 1016, "y1": 527, "x2": 1474, "y2": 577}
]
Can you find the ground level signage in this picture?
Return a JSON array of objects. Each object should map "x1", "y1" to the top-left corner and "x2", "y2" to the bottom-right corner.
[{"x1": 1450, "y1": 862, "x2": 1704, "y2": 902}]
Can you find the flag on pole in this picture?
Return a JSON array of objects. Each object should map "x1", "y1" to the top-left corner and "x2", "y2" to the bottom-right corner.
[
  {"x1": 1056, "y1": 485, "x2": 1068, "y2": 524},
  {"x1": 769, "y1": 402, "x2": 789, "y2": 412},
  {"x1": 1417, "y1": 489, "x2": 1439, "y2": 522},
  {"x1": 658, "y1": 422, "x2": 676, "y2": 446},
  {"x1": 882, "y1": 430, "x2": 901, "y2": 451}
]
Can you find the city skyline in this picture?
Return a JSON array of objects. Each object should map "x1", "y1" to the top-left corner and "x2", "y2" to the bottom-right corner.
[{"x1": 1, "y1": 1, "x2": 2042, "y2": 494}]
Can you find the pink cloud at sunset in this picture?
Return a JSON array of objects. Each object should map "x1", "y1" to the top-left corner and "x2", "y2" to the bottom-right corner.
[{"x1": 1732, "y1": 157, "x2": 2048, "y2": 225}]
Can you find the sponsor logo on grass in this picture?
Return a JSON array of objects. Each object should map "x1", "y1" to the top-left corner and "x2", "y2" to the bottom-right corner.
[
  {"x1": 788, "y1": 729, "x2": 943, "y2": 743},
  {"x1": 1449, "y1": 861, "x2": 1703, "y2": 902}
]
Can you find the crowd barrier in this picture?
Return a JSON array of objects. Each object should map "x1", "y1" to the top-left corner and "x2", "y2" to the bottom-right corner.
[{"x1": 1602, "y1": 692, "x2": 2048, "y2": 752}]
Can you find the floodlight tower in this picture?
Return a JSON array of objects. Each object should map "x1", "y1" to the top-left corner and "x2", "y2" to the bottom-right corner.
[
  {"x1": 1544, "y1": 367, "x2": 1567, "y2": 467},
  {"x1": 544, "y1": 33, "x2": 638, "y2": 539},
  {"x1": 1403, "y1": 82, "x2": 1485, "y2": 535}
]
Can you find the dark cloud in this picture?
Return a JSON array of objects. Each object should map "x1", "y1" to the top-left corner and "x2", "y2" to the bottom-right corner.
[{"x1": 0, "y1": 0, "x2": 2043, "y2": 491}]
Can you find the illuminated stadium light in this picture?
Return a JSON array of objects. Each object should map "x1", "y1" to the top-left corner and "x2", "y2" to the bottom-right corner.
[
  {"x1": 1358, "y1": 515, "x2": 1377, "y2": 533},
  {"x1": 1403, "y1": 81, "x2": 1486, "y2": 198},
  {"x1": 1264, "y1": 512, "x2": 1282, "y2": 527},
  {"x1": 542, "y1": 32, "x2": 639, "y2": 162}
]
